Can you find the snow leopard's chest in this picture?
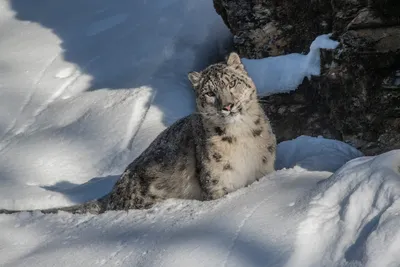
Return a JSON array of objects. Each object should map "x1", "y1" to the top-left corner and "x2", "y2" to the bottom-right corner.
[
  {"x1": 228, "y1": 135, "x2": 268, "y2": 185},
  {"x1": 209, "y1": 131, "x2": 270, "y2": 191}
]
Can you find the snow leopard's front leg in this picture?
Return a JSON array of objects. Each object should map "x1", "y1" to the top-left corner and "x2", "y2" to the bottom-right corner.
[{"x1": 199, "y1": 167, "x2": 228, "y2": 200}]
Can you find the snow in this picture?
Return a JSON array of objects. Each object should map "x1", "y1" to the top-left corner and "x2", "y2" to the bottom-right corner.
[
  {"x1": 276, "y1": 135, "x2": 363, "y2": 172},
  {"x1": 1, "y1": 0, "x2": 400, "y2": 267},
  {"x1": 286, "y1": 150, "x2": 400, "y2": 267},
  {"x1": 0, "y1": 0, "x2": 231, "y2": 210},
  {"x1": 0, "y1": 137, "x2": 360, "y2": 267},
  {"x1": 2, "y1": 137, "x2": 400, "y2": 267},
  {"x1": 242, "y1": 34, "x2": 339, "y2": 96}
]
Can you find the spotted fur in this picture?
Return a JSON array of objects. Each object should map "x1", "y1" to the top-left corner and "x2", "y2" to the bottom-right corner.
[{"x1": 0, "y1": 52, "x2": 276, "y2": 215}]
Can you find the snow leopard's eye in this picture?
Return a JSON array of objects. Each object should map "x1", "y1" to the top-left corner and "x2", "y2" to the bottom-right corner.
[
  {"x1": 205, "y1": 91, "x2": 215, "y2": 97},
  {"x1": 229, "y1": 80, "x2": 237, "y2": 88}
]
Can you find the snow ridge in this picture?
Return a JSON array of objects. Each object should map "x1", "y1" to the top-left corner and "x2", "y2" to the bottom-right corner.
[{"x1": 286, "y1": 150, "x2": 400, "y2": 267}]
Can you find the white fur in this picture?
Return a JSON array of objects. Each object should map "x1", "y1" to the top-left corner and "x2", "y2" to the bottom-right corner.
[{"x1": 209, "y1": 108, "x2": 275, "y2": 192}]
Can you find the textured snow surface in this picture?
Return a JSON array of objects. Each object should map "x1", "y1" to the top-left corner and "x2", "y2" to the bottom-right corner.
[
  {"x1": 0, "y1": 0, "x2": 231, "y2": 210},
  {"x1": 287, "y1": 150, "x2": 400, "y2": 267},
  {"x1": 1, "y1": 0, "x2": 400, "y2": 266}
]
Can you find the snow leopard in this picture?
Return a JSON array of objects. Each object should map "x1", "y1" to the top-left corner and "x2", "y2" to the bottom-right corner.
[{"x1": 0, "y1": 52, "x2": 276, "y2": 215}]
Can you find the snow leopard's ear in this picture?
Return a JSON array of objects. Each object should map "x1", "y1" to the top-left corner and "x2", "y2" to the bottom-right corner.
[
  {"x1": 227, "y1": 52, "x2": 245, "y2": 72},
  {"x1": 188, "y1": 71, "x2": 201, "y2": 88}
]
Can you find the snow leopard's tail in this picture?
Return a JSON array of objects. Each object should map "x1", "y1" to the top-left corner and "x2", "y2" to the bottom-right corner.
[{"x1": 0, "y1": 196, "x2": 108, "y2": 215}]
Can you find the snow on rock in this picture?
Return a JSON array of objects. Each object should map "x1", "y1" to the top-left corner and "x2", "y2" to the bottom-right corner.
[
  {"x1": 242, "y1": 34, "x2": 339, "y2": 96},
  {"x1": 287, "y1": 150, "x2": 400, "y2": 267}
]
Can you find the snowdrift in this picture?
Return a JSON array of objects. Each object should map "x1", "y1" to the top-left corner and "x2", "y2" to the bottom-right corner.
[{"x1": 287, "y1": 149, "x2": 400, "y2": 267}]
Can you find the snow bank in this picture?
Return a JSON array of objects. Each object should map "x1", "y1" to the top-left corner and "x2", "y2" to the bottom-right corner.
[
  {"x1": 287, "y1": 150, "x2": 400, "y2": 267},
  {"x1": 3, "y1": 137, "x2": 399, "y2": 267},
  {"x1": 0, "y1": 137, "x2": 362, "y2": 267},
  {"x1": 242, "y1": 34, "x2": 339, "y2": 96}
]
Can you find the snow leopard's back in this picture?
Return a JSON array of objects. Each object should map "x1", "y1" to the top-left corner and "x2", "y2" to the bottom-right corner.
[{"x1": 105, "y1": 114, "x2": 204, "y2": 210}]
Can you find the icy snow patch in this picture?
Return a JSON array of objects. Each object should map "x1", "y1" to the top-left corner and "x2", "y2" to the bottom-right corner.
[
  {"x1": 286, "y1": 150, "x2": 400, "y2": 267},
  {"x1": 242, "y1": 34, "x2": 339, "y2": 96}
]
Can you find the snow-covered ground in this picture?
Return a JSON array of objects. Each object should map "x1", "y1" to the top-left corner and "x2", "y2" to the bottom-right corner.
[{"x1": 1, "y1": 0, "x2": 400, "y2": 266}]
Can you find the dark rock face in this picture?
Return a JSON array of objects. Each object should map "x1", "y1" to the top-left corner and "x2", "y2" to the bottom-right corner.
[
  {"x1": 260, "y1": 78, "x2": 342, "y2": 144},
  {"x1": 213, "y1": 0, "x2": 332, "y2": 58},
  {"x1": 214, "y1": 0, "x2": 400, "y2": 155}
]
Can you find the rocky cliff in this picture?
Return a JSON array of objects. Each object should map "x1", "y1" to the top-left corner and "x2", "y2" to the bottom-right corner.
[{"x1": 214, "y1": 0, "x2": 400, "y2": 155}]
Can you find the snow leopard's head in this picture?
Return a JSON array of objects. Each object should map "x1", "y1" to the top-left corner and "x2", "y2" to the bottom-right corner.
[{"x1": 188, "y1": 52, "x2": 257, "y2": 124}]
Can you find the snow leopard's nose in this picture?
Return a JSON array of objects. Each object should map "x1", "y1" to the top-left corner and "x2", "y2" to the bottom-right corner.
[{"x1": 222, "y1": 103, "x2": 233, "y2": 112}]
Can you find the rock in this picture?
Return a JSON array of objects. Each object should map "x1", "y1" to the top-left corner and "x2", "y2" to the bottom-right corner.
[
  {"x1": 214, "y1": 0, "x2": 400, "y2": 155},
  {"x1": 213, "y1": 0, "x2": 332, "y2": 58},
  {"x1": 315, "y1": 6, "x2": 400, "y2": 155},
  {"x1": 260, "y1": 78, "x2": 341, "y2": 144}
]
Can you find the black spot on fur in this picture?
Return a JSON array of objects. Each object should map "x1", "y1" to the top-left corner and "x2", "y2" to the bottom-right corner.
[
  {"x1": 214, "y1": 127, "x2": 225, "y2": 136},
  {"x1": 254, "y1": 117, "x2": 261, "y2": 125},
  {"x1": 262, "y1": 156, "x2": 268, "y2": 164},
  {"x1": 222, "y1": 136, "x2": 235, "y2": 143},
  {"x1": 179, "y1": 163, "x2": 186, "y2": 171},
  {"x1": 144, "y1": 202, "x2": 153, "y2": 209},
  {"x1": 140, "y1": 182, "x2": 150, "y2": 196},
  {"x1": 252, "y1": 128, "x2": 263, "y2": 137},
  {"x1": 138, "y1": 173, "x2": 152, "y2": 196},
  {"x1": 202, "y1": 171, "x2": 211, "y2": 185},
  {"x1": 213, "y1": 153, "x2": 222, "y2": 162},
  {"x1": 268, "y1": 145, "x2": 275, "y2": 153},
  {"x1": 135, "y1": 197, "x2": 144, "y2": 206},
  {"x1": 223, "y1": 163, "x2": 233, "y2": 170}
]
